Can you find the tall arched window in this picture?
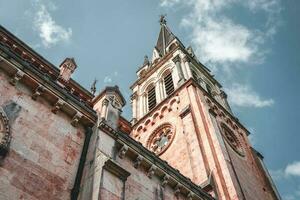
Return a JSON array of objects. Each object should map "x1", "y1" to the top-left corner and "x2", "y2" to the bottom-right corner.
[
  {"x1": 147, "y1": 85, "x2": 157, "y2": 111},
  {"x1": 163, "y1": 72, "x2": 174, "y2": 96}
]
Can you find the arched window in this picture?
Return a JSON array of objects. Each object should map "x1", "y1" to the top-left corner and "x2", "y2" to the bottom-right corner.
[
  {"x1": 147, "y1": 85, "x2": 156, "y2": 111},
  {"x1": 163, "y1": 72, "x2": 174, "y2": 96}
]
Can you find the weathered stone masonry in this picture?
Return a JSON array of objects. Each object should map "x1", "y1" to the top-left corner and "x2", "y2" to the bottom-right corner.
[
  {"x1": 0, "y1": 15, "x2": 281, "y2": 200},
  {"x1": 0, "y1": 24, "x2": 215, "y2": 200}
]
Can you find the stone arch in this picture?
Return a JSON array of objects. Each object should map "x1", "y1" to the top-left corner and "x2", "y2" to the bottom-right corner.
[
  {"x1": 141, "y1": 77, "x2": 157, "y2": 94},
  {"x1": 157, "y1": 63, "x2": 173, "y2": 80}
]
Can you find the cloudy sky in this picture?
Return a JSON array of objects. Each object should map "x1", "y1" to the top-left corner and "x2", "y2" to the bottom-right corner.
[{"x1": 0, "y1": 0, "x2": 299, "y2": 199}]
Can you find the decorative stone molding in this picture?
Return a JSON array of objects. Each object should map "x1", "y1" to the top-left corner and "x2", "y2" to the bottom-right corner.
[
  {"x1": 51, "y1": 99, "x2": 65, "y2": 114},
  {"x1": 180, "y1": 105, "x2": 191, "y2": 118},
  {"x1": 9, "y1": 70, "x2": 24, "y2": 86},
  {"x1": 187, "y1": 192, "x2": 195, "y2": 200},
  {"x1": 161, "y1": 174, "x2": 170, "y2": 188},
  {"x1": 174, "y1": 183, "x2": 182, "y2": 196},
  {"x1": 31, "y1": 85, "x2": 45, "y2": 100},
  {"x1": 98, "y1": 119, "x2": 117, "y2": 135},
  {"x1": 130, "y1": 92, "x2": 138, "y2": 101},
  {"x1": 220, "y1": 123, "x2": 245, "y2": 157},
  {"x1": 118, "y1": 145, "x2": 128, "y2": 159},
  {"x1": 147, "y1": 165, "x2": 157, "y2": 179},
  {"x1": 172, "y1": 54, "x2": 181, "y2": 63},
  {"x1": 103, "y1": 159, "x2": 131, "y2": 181},
  {"x1": 0, "y1": 108, "x2": 10, "y2": 157},
  {"x1": 71, "y1": 112, "x2": 83, "y2": 127},
  {"x1": 133, "y1": 155, "x2": 143, "y2": 168},
  {"x1": 147, "y1": 123, "x2": 175, "y2": 155},
  {"x1": 182, "y1": 56, "x2": 190, "y2": 63}
]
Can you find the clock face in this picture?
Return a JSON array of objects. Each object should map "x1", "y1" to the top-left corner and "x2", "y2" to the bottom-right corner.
[{"x1": 147, "y1": 124, "x2": 175, "y2": 155}]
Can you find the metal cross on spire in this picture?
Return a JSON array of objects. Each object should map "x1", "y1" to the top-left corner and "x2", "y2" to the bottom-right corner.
[{"x1": 159, "y1": 14, "x2": 167, "y2": 25}]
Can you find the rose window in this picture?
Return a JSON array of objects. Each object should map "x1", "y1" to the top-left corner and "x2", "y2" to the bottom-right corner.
[
  {"x1": 147, "y1": 124, "x2": 175, "y2": 155},
  {"x1": 221, "y1": 124, "x2": 245, "y2": 156}
]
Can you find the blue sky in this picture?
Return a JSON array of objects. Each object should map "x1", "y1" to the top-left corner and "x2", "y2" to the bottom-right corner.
[{"x1": 0, "y1": 0, "x2": 299, "y2": 199}]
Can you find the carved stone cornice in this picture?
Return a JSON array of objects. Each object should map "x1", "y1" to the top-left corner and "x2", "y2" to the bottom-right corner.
[
  {"x1": 161, "y1": 175, "x2": 170, "y2": 188},
  {"x1": 9, "y1": 70, "x2": 24, "y2": 86},
  {"x1": 103, "y1": 159, "x2": 130, "y2": 181},
  {"x1": 118, "y1": 145, "x2": 128, "y2": 159},
  {"x1": 172, "y1": 54, "x2": 181, "y2": 63},
  {"x1": 174, "y1": 183, "x2": 182, "y2": 196},
  {"x1": 147, "y1": 165, "x2": 157, "y2": 179},
  {"x1": 133, "y1": 155, "x2": 143, "y2": 168},
  {"x1": 71, "y1": 112, "x2": 83, "y2": 127},
  {"x1": 182, "y1": 56, "x2": 190, "y2": 63},
  {"x1": 51, "y1": 99, "x2": 65, "y2": 114},
  {"x1": 31, "y1": 85, "x2": 45, "y2": 100}
]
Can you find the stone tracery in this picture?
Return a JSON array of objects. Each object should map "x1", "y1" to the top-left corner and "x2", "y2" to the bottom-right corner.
[{"x1": 147, "y1": 124, "x2": 175, "y2": 155}]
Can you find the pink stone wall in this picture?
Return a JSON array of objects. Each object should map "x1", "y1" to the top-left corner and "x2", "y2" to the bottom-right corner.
[
  {"x1": 0, "y1": 70, "x2": 84, "y2": 200},
  {"x1": 131, "y1": 81, "x2": 277, "y2": 200}
]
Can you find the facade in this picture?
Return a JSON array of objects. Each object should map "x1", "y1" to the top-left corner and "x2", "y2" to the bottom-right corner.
[{"x1": 0, "y1": 17, "x2": 280, "y2": 200}]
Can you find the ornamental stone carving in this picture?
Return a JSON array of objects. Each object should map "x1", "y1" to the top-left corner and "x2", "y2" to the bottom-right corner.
[
  {"x1": 147, "y1": 123, "x2": 175, "y2": 155},
  {"x1": 0, "y1": 108, "x2": 11, "y2": 157},
  {"x1": 220, "y1": 123, "x2": 245, "y2": 156}
]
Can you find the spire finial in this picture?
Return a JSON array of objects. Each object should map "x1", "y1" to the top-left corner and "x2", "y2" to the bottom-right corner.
[
  {"x1": 90, "y1": 78, "x2": 97, "y2": 95},
  {"x1": 159, "y1": 14, "x2": 167, "y2": 25}
]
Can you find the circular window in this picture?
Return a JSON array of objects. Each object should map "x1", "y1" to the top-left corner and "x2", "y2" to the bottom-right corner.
[
  {"x1": 221, "y1": 124, "x2": 245, "y2": 156},
  {"x1": 147, "y1": 124, "x2": 175, "y2": 155}
]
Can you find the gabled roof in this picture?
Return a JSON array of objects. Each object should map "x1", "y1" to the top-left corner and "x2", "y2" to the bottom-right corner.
[{"x1": 155, "y1": 16, "x2": 176, "y2": 56}]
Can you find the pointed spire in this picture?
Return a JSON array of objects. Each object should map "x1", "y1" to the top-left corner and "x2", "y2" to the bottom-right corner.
[{"x1": 155, "y1": 15, "x2": 176, "y2": 57}]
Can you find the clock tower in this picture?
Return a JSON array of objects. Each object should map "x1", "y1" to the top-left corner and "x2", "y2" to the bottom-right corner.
[{"x1": 130, "y1": 16, "x2": 280, "y2": 200}]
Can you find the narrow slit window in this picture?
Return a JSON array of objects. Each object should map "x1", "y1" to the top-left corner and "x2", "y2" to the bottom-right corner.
[
  {"x1": 148, "y1": 86, "x2": 157, "y2": 111},
  {"x1": 164, "y1": 72, "x2": 174, "y2": 96}
]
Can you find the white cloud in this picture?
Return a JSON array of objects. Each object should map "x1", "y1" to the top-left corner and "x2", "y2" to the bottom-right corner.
[
  {"x1": 103, "y1": 71, "x2": 119, "y2": 84},
  {"x1": 103, "y1": 76, "x2": 112, "y2": 84},
  {"x1": 225, "y1": 83, "x2": 274, "y2": 108},
  {"x1": 270, "y1": 162, "x2": 300, "y2": 200},
  {"x1": 190, "y1": 18, "x2": 254, "y2": 64},
  {"x1": 160, "y1": 0, "x2": 181, "y2": 7},
  {"x1": 270, "y1": 161, "x2": 300, "y2": 180},
  {"x1": 285, "y1": 161, "x2": 300, "y2": 177},
  {"x1": 33, "y1": 4, "x2": 72, "y2": 48},
  {"x1": 162, "y1": 0, "x2": 280, "y2": 67},
  {"x1": 160, "y1": 0, "x2": 280, "y2": 108}
]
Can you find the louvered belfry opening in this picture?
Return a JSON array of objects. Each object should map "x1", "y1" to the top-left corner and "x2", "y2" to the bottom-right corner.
[
  {"x1": 148, "y1": 85, "x2": 157, "y2": 111},
  {"x1": 164, "y1": 72, "x2": 174, "y2": 96}
]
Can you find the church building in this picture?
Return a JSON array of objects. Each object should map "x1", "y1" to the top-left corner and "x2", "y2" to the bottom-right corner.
[{"x1": 0, "y1": 17, "x2": 280, "y2": 200}]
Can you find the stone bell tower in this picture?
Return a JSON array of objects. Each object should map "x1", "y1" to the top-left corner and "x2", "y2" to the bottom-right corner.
[{"x1": 130, "y1": 16, "x2": 280, "y2": 200}]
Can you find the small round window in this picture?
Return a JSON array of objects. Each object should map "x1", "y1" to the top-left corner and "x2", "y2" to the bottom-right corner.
[
  {"x1": 221, "y1": 124, "x2": 245, "y2": 157},
  {"x1": 147, "y1": 124, "x2": 175, "y2": 155}
]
